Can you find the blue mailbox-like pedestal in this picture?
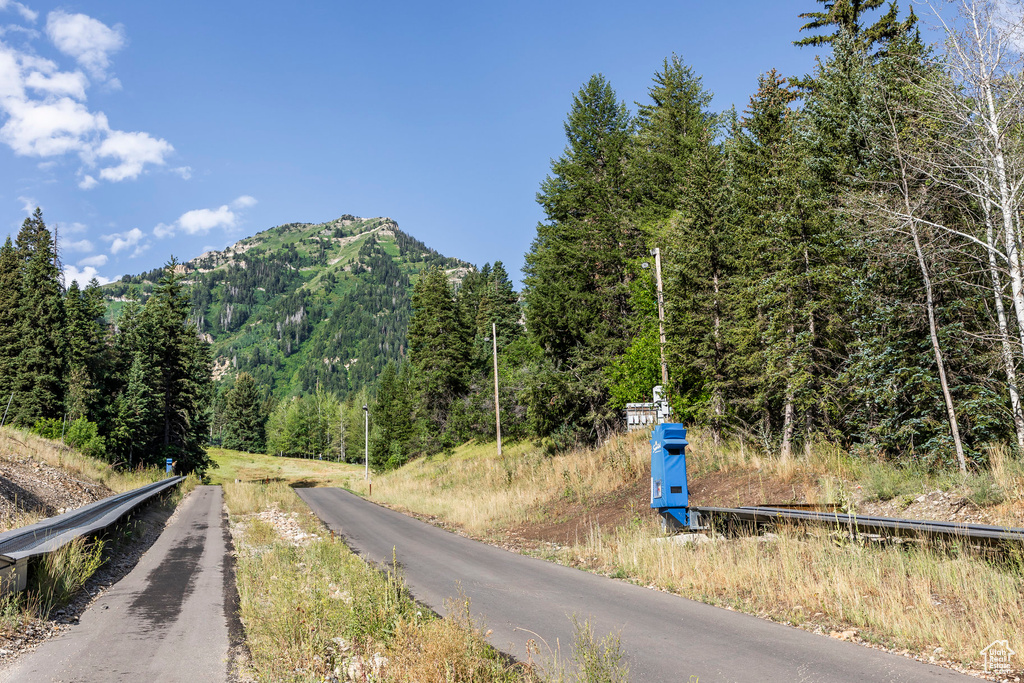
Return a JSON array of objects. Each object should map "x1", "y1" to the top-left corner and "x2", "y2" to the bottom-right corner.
[{"x1": 650, "y1": 423, "x2": 690, "y2": 528}]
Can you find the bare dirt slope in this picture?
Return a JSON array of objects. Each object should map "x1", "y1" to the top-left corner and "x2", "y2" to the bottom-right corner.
[
  {"x1": 503, "y1": 465, "x2": 1010, "y2": 549},
  {"x1": 0, "y1": 433, "x2": 113, "y2": 529}
]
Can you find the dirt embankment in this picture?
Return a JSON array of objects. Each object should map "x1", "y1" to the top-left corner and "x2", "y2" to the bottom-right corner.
[
  {"x1": 0, "y1": 436, "x2": 112, "y2": 529},
  {"x1": 503, "y1": 465, "x2": 1009, "y2": 548}
]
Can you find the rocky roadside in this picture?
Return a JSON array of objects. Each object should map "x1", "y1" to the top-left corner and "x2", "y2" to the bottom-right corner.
[{"x1": 0, "y1": 449, "x2": 112, "y2": 530}]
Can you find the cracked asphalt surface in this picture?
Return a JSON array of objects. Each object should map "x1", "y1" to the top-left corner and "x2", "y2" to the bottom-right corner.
[
  {"x1": 299, "y1": 486, "x2": 974, "y2": 683},
  {"x1": 1, "y1": 486, "x2": 234, "y2": 683}
]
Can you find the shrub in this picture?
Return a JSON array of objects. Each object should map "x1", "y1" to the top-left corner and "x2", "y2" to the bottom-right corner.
[
  {"x1": 31, "y1": 417, "x2": 64, "y2": 440},
  {"x1": 65, "y1": 418, "x2": 106, "y2": 460}
]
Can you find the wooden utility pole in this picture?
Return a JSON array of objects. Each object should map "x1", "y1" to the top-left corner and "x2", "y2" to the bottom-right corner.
[
  {"x1": 492, "y1": 322, "x2": 502, "y2": 456},
  {"x1": 653, "y1": 248, "x2": 668, "y2": 387}
]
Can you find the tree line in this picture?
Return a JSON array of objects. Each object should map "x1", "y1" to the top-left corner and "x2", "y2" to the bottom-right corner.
[
  {"x1": 52, "y1": 0, "x2": 1014, "y2": 476},
  {"x1": 365, "y1": 0, "x2": 1024, "y2": 472},
  {"x1": 0, "y1": 210, "x2": 213, "y2": 473}
]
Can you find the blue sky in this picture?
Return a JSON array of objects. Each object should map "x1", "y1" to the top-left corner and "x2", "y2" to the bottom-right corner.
[{"x1": 0, "y1": 1, "x2": 912, "y2": 287}]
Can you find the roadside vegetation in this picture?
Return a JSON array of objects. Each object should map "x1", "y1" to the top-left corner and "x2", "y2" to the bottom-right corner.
[
  {"x1": 205, "y1": 447, "x2": 359, "y2": 488},
  {"x1": 224, "y1": 480, "x2": 532, "y2": 682},
  {"x1": 357, "y1": 431, "x2": 1024, "y2": 673}
]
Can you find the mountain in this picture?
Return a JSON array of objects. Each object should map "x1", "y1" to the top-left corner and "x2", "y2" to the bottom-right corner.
[{"x1": 103, "y1": 215, "x2": 473, "y2": 398}]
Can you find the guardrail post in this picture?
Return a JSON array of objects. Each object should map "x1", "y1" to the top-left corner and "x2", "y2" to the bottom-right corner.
[{"x1": 0, "y1": 557, "x2": 27, "y2": 595}]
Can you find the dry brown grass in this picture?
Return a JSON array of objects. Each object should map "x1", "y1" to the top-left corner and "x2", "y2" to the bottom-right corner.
[
  {"x1": 350, "y1": 434, "x2": 649, "y2": 535},
  {"x1": 567, "y1": 520, "x2": 1023, "y2": 667}
]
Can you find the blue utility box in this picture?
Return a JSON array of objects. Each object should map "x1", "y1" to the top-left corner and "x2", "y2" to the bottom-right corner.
[{"x1": 650, "y1": 423, "x2": 690, "y2": 528}]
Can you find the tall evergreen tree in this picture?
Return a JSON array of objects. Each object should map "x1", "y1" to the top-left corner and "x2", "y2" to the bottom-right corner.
[
  {"x1": 795, "y1": 0, "x2": 918, "y2": 55},
  {"x1": 0, "y1": 237, "x2": 20, "y2": 407},
  {"x1": 369, "y1": 362, "x2": 416, "y2": 469},
  {"x1": 408, "y1": 267, "x2": 470, "y2": 444},
  {"x1": 13, "y1": 210, "x2": 65, "y2": 426},
  {"x1": 222, "y1": 372, "x2": 266, "y2": 452},
  {"x1": 732, "y1": 70, "x2": 823, "y2": 458},
  {"x1": 659, "y1": 116, "x2": 739, "y2": 440},
  {"x1": 630, "y1": 55, "x2": 715, "y2": 222},
  {"x1": 524, "y1": 74, "x2": 640, "y2": 441},
  {"x1": 115, "y1": 259, "x2": 212, "y2": 473}
]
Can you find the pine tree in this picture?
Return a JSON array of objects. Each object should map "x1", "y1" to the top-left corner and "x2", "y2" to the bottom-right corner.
[
  {"x1": 659, "y1": 116, "x2": 739, "y2": 440},
  {"x1": 119, "y1": 259, "x2": 213, "y2": 473},
  {"x1": 473, "y1": 261, "x2": 521, "y2": 347},
  {"x1": 13, "y1": 210, "x2": 66, "y2": 426},
  {"x1": 524, "y1": 74, "x2": 640, "y2": 440},
  {"x1": 113, "y1": 354, "x2": 161, "y2": 467},
  {"x1": 408, "y1": 267, "x2": 469, "y2": 444},
  {"x1": 732, "y1": 70, "x2": 819, "y2": 459},
  {"x1": 794, "y1": 0, "x2": 918, "y2": 55},
  {"x1": 0, "y1": 237, "x2": 20, "y2": 407},
  {"x1": 222, "y1": 372, "x2": 266, "y2": 452},
  {"x1": 630, "y1": 54, "x2": 715, "y2": 222},
  {"x1": 369, "y1": 362, "x2": 416, "y2": 469}
]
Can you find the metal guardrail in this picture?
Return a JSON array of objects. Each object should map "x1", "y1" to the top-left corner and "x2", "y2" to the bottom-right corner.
[
  {"x1": 0, "y1": 476, "x2": 183, "y2": 592},
  {"x1": 692, "y1": 505, "x2": 1024, "y2": 545}
]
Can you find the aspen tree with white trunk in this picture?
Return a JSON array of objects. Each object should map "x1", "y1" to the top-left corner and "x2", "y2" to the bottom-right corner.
[{"x1": 852, "y1": 0, "x2": 1024, "y2": 461}]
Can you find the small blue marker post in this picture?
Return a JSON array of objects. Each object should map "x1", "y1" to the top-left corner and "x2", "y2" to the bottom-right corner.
[{"x1": 166, "y1": 458, "x2": 173, "y2": 474}]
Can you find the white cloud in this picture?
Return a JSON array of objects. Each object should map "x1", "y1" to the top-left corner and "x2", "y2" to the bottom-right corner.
[
  {"x1": 0, "y1": 0, "x2": 38, "y2": 23},
  {"x1": 155, "y1": 196, "x2": 256, "y2": 238},
  {"x1": 24, "y1": 68, "x2": 87, "y2": 99},
  {"x1": 96, "y1": 130, "x2": 172, "y2": 181},
  {"x1": 78, "y1": 253, "x2": 106, "y2": 267},
  {"x1": 104, "y1": 226, "x2": 143, "y2": 254},
  {"x1": 179, "y1": 205, "x2": 236, "y2": 235},
  {"x1": 153, "y1": 222, "x2": 174, "y2": 238},
  {"x1": 172, "y1": 165, "x2": 191, "y2": 180},
  {"x1": 0, "y1": 15, "x2": 176, "y2": 186},
  {"x1": 0, "y1": 95, "x2": 106, "y2": 156},
  {"x1": 64, "y1": 221, "x2": 87, "y2": 234},
  {"x1": 17, "y1": 195, "x2": 34, "y2": 213},
  {"x1": 63, "y1": 264, "x2": 111, "y2": 288},
  {"x1": 65, "y1": 238, "x2": 93, "y2": 253},
  {"x1": 45, "y1": 11, "x2": 124, "y2": 81},
  {"x1": 232, "y1": 195, "x2": 257, "y2": 209}
]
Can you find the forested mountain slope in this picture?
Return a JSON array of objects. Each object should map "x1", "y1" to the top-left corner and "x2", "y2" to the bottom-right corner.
[{"x1": 104, "y1": 216, "x2": 472, "y2": 398}]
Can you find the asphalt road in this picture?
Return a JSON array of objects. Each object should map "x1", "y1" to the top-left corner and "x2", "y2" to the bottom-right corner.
[
  {"x1": 2, "y1": 486, "x2": 234, "y2": 683},
  {"x1": 299, "y1": 487, "x2": 974, "y2": 683}
]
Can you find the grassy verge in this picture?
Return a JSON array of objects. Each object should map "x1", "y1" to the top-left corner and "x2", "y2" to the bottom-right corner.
[
  {"x1": 207, "y1": 447, "x2": 360, "y2": 487},
  {"x1": 225, "y1": 480, "x2": 532, "y2": 682},
  {"x1": 348, "y1": 436, "x2": 649, "y2": 536},
  {"x1": 355, "y1": 431, "x2": 1024, "y2": 673}
]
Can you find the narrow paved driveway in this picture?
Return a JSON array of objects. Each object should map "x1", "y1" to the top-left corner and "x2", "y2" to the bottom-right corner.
[
  {"x1": 299, "y1": 487, "x2": 972, "y2": 683},
  {"x1": 2, "y1": 486, "x2": 233, "y2": 683}
]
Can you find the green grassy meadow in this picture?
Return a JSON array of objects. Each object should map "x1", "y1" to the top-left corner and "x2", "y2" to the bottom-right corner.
[{"x1": 206, "y1": 447, "x2": 362, "y2": 488}]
